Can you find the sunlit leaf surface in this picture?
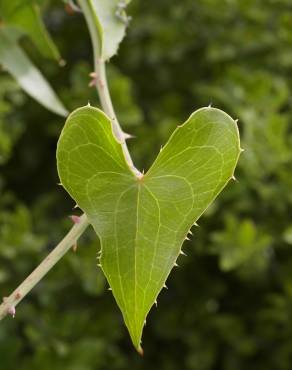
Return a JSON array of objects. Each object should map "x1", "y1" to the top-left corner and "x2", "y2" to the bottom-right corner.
[{"x1": 57, "y1": 105, "x2": 240, "y2": 350}]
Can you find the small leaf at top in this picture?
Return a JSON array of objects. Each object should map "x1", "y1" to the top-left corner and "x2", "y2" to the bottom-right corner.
[
  {"x1": 57, "y1": 105, "x2": 241, "y2": 350},
  {"x1": 84, "y1": 0, "x2": 132, "y2": 61}
]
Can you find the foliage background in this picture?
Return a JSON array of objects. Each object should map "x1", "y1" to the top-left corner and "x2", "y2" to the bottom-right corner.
[{"x1": 1, "y1": 0, "x2": 292, "y2": 369}]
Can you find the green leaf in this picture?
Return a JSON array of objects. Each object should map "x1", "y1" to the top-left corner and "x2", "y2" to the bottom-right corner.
[
  {"x1": 0, "y1": 29, "x2": 68, "y2": 117},
  {"x1": 56, "y1": 105, "x2": 241, "y2": 350},
  {"x1": 0, "y1": 0, "x2": 61, "y2": 61},
  {"x1": 82, "y1": 0, "x2": 132, "y2": 61}
]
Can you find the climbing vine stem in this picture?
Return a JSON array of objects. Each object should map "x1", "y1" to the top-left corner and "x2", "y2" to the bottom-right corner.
[{"x1": 0, "y1": 214, "x2": 89, "y2": 320}]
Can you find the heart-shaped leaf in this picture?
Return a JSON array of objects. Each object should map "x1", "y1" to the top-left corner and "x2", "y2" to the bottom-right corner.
[{"x1": 57, "y1": 106, "x2": 241, "y2": 351}]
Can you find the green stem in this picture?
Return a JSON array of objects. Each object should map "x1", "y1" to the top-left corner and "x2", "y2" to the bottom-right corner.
[
  {"x1": 78, "y1": 0, "x2": 140, "y2": 177},
  {"x1": 0, "y1": 214, "x2": 89, "y2": 320},
  {"x1": 0, "y1": 0, "x2": 139, "y2": 320}
]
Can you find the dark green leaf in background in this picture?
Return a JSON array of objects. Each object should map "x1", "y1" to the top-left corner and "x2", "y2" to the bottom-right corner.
[
  {"x1": 0, "y1": 29, "x2": 68, "y2": 117},
  {"x1": 0, "y1": 0, "x2": 60, "y2": 61}
]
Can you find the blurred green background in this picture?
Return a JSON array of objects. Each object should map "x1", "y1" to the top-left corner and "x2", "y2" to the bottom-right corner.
[{"x1": 1, "y1": 0, "x2": 292, "y2": 369}]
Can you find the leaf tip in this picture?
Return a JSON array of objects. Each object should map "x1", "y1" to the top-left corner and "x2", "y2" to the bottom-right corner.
[{"x1": 137, "y1": 346, "x2": 144, "y2": 356}]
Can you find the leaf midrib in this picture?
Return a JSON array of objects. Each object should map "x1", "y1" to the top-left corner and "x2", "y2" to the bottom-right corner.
[{"x1": 133, "y1": 182, "x2": 141, "y2": 344}]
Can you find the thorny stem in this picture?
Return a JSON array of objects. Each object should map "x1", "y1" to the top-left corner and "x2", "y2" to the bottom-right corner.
[
  {"x1": 95, "y1": 60, "x2": 140, "y2": 176},
  {"x1": 0, "y1": 1, "x2": 139, "y2": 320},
  {"x1": 79, "y1": 0, "x2": 141, "y2": 176},
  {"x1": 0, "y1": 215, "x2": 88, "y2": 320}
]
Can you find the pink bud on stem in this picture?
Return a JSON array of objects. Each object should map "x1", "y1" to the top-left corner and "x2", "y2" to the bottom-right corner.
[
  {"x1": 69, "y1": 215, "x2": 81, "y2": 224},
  {"x1": 7, "y1": 306, "x2": 16, "y2": 318}
]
